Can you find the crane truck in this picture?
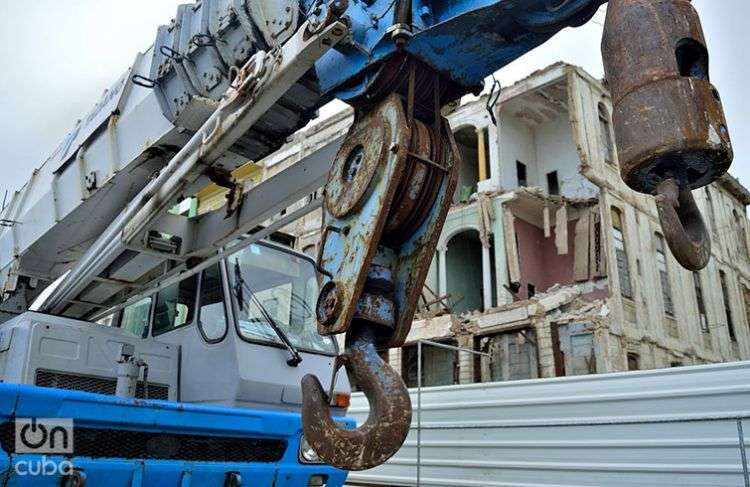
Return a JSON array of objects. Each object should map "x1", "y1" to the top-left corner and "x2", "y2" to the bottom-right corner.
[{"x1": 0, "y1": 0, "x2": 733, "y2": 485}]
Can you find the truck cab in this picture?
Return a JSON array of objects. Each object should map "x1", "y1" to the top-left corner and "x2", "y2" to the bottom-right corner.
[
  {"x1": 0, "y1": 241, "x2": 351, "y2": 486},
  {"x1": 112, "y1": 240, "x2": 348, "y2": 412}
]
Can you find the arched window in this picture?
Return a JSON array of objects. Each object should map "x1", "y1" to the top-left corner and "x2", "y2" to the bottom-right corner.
[{"x1": 598, "y1": 102, "x2": 615, "y2": 165}]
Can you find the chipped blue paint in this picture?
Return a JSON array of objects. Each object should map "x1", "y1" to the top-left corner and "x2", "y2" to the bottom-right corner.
[
  {"x1": 0, "y1": 384, "x2": 353, "y2": 486},
  {"x1": 312, "y1": 0, "x2": 606, "y2": 101}
]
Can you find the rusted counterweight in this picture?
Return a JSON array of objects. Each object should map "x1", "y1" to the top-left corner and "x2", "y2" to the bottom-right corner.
[{"x1": 601, "y1": 0, "x2": 733, "y2": 270}]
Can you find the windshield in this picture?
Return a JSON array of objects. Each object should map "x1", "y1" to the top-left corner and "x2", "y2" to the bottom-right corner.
[{"x1": 229, "y1": 243, "x2": 336, "y2": 355}]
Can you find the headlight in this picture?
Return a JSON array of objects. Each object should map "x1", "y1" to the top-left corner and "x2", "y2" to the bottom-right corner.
[{"x1": 299, "y1": 435, "x2": 323, "y2": 464}]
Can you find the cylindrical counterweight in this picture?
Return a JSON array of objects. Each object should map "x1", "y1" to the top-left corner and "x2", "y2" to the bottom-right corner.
[
  {"x1": 602, "y1": 0, "x2": 732, "y2": 194},
  {"x1": 601, "y1": 0, "x2": 733, "y2": 271}
]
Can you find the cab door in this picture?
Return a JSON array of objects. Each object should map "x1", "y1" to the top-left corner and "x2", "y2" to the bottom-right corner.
[{"x1": 152, "y1": 263, "x2": 240, "y2": 404}]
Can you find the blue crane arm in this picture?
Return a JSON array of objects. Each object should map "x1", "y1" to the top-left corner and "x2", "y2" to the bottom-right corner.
[{"x1": 310, "y1": 0, "x2": 607, "y2": 101}]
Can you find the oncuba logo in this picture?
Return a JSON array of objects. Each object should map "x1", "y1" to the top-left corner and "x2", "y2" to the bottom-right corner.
[
  {"x1": 15, "y1": 418, "x2": 73, "y2": 454},
  {"x1": 11, "y1": 418, "x2": 75, "y2": 476}
]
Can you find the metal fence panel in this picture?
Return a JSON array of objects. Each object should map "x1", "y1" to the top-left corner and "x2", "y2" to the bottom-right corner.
[{"x1": 347, "y1": 361, "x2": 750, "y2": 487}]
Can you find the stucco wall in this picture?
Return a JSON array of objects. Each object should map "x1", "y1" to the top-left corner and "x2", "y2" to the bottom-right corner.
[
  {"x1": 499, "y1": 113, "x2": 537, "y2": 189},
  {"x1": 534, "y1": 113, "x2": 598, "y2": 199}
]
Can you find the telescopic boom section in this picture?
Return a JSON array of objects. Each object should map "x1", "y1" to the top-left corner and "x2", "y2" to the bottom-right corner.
[{"x1": 42, "y1": 17, "x2": 349, "y2": 315}]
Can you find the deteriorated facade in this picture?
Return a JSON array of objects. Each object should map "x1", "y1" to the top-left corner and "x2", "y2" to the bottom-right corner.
[{"x1": 202, "y1": 63, "x2": 750, "y2": 386}]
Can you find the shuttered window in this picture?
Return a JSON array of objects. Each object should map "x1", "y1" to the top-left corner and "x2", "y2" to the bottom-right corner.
[
  {"x1": 598, "y1": 102, "x2": 615, "y2": 164},
  {"x1": 694, "y1": 272, "x2": 709, "y2": 333},
  {"x1": 611, "y1": 208, "x2": 632, "y2": 299},
  {"x1": 655, "y1": 234, "x2": 674, "y2": 316},
  {"x1": 733, "y1": 209, "x2": 749, "y2": 260},
  {"x1": 720, "y1": 271, "x2": 737, "y2": 342}
]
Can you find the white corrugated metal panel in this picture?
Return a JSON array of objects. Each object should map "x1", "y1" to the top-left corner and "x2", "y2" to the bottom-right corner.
[{"x1": 346, "y1": 361, "x2": 750, "y2": 487}]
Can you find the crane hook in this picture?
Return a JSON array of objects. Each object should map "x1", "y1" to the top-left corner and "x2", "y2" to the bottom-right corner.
[
  {"x1": 301, "y1": 321, "x2": 412, "y2": 471},
  {"x1": 654, "y1": 178, "x2": 711, "y2": 271}
]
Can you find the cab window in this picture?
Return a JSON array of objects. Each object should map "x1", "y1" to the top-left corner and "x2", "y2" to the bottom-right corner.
[
  {"x1": 198, "y1": 264, "x2": 228, "y2": 342},
  {"x1": 120, "y1": 297, "x2": 152, "y2": 338},
  {"x1": 152, "y1": 274, "x2": 198, "y2": 336},
  {"x1": 230, "y1": 243, "x2": 336, "y2": 354}
]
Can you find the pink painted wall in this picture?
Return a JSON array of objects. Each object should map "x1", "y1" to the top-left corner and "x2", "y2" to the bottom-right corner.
[{"x1": 514, "y1": 218, "x2": 576, "y2": 300}]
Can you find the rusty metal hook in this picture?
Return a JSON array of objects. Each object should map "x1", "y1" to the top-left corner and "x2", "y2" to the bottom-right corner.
[
  {"x1": 654, "y1": 178, "x2": 711, "y2": 271},
  {"x1": 301, "y1": 321, "x2": 412, "y2": 471}
]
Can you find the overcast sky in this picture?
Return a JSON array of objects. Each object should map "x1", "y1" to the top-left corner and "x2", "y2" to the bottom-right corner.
[{"x1": 0, "y1": 1, "x2": 747, "y2": 198}]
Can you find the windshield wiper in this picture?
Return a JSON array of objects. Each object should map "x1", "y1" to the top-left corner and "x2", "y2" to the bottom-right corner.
[{"x1": 233, "y1": 259, "x2": 303, "y2": 367}]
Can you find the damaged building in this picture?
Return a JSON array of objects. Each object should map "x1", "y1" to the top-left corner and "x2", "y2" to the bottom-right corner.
[{"x1": 198, "y1": 62, "x2": 750, "y2": 385}]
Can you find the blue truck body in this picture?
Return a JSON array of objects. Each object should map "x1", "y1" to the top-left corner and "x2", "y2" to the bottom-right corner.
[{"x1": 0, "y1": 384, "x2": 352, "y2": 486}]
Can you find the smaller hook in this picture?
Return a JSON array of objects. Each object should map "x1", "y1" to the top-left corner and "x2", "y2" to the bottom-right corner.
[
  {"x1": 301, "y1": 321, "x2": 412, "y2": 471},
  {"x1": 654, "y1": 178, "x2": 711, "y2": 271}
]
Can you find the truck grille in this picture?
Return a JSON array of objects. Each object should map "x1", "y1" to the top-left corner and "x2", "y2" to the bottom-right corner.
[
  {"x1": 0, "y1": 423, "x2": 287, "y2": 462},
  {"x1": 35, "y1": 370, "x2": 169, "y2": 400}
]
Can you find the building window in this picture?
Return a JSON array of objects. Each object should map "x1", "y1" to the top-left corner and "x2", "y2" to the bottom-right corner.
[
  {"x1": 594, "y1": 219, "x2": 603, "y2": 274},
  {"x1": 402, "y1": 342, "x2": 458, "y2": 387},
  {"x1": 719, "y1": 270, "x2": 737, "y2": 342},
  {"x1": 598, "y1": 102, "x2": 615, "y2": 164},
  {"x1": 655, "y1": 234, "x2": 674, "y2": 316},
  {"x1": 611, "y1": 208, "x2": 632, "y2": 299},
  {"x1": 706, "y1": 188, "x2": 719, "y2": 238},
  {"x1": 302, "y1": 244, "x2": 317, "y2": 258},
  {"x1": 742, "y1": 283, "x2": 750, "y2": 334},
  {"x1": 453, "y1": 126, "x2": 481, "y2": 203},
  {"x1": 268, "y1": 232, "x2": 295, "y2": 248},
  {"x1": 516, "y1": 161, "x2": 528, "y2": 187},
  {"x1": 546, "y1": 171, "x2": 560, "y2": 195},
  {"x1": 694, "y1": 272, "x2": 709, "y2": 333},
  {"x1": 733, "y1": 209, "x2": 749, "y2": 260},
  {"x1": 482, "y1": 332, "x2": 538, "y2": 382},
  {"x1": 527, "y1": 283, "x2": 536, "y2": 298},
  {"x1": 627, "y1": 353, "x2": 639, "y2": 371}
]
